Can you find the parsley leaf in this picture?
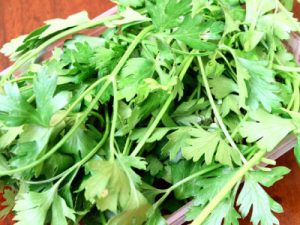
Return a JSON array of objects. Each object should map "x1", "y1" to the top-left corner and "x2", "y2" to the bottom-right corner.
[
  {"x1": 237, "y1": 174, "x2": 283, "y2": 225},
  {"x1": 118, "y1": 58, "x2": 155, "y2": 101},
  {"x1": 172, "y1": 16, "x2": 224, "y2": 51},
  {"x1": 182, "y1": 128, "x2": 241, "y2": 166},
  {"x1": 239, "y1": 109, "x2": 296, "y2": 151},
  {"x1": 146, "y1": 0, "x2": 192, "y2": 30}
]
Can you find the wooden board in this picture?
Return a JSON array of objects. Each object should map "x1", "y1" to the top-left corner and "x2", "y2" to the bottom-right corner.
[{"x1": 0, "y1": 1, "x2": 300, "y2": 225}]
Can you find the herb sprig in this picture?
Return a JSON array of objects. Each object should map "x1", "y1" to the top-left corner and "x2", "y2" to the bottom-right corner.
[{"x1": 0, "y1": 0, "x2": 300, "y2": 225}]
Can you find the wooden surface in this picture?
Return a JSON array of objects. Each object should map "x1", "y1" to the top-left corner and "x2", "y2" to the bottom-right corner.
[{"x1": 0, "y1": 1, "x2": 300, "y2": 225}]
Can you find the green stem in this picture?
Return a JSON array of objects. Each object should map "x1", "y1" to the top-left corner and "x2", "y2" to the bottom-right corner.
[
  {"x1": 191, "y1": 150, "x2": 266, "y2": 225},
  {"x1": 1, "y1": 14, "x2": 122, "y2": 84},
  {"x1": 273, "y1": 64, "x2": 300, "y2": 73},
  {"x1": 130, "y1": 53, "x2": 195, "y2": 157},
  {"x1": 122, "y1": 132, "x2": 132, "y2": 155},
  {"x1": 9, "y1": 76, "x2": 34, "y2": 83},
  {"x1": 25, "y1": 110, "x2": 110, "y2": 185},
  {"x1": 197, "y1": 56, "x2": 247, "y2": 164},
  {"x1": 0, "y1": 80, "x2": 110, "y2": 177},
  {"x1": 292, "y1": 78, "x2": 300, "y2": 112},
  {"x1": 109, "y1": 78, "x2": 118, "y2": 161},
  {"x1": 53, "y1": 76, "x2": 108, "y2": 126},
  {"x1": 153, "y1": 164, "x2": 221, "y2": 210}
]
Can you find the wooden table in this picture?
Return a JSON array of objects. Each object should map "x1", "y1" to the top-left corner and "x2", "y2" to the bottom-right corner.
[{"x1": 0, "y1": 1, "x2": 300, "y2": 225}]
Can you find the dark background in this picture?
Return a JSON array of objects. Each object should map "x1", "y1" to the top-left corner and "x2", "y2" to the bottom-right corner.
[{"x1": 0, "y1": 1, "x2": 300, "y2": 225}]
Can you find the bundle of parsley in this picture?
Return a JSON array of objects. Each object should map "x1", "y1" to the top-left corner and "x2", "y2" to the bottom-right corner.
[{"x1": 0, "y1": 0, "x2": 300, "y2": 224}]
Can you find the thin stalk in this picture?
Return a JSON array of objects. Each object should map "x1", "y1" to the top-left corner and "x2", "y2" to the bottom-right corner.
[
  {"x1": 122, "y1": 132, "x2": 132, "y2": 155},
  {"x1": 1, "y1": 14, "x2": 121, "y2": 84},
  {"x1": 197, "y1": 56, "x2": 247, "y2": 164},
  {"x1": 109, "y1": 78, "x2": 118, "y2": 161},
  {"x1": 8, "y1": 76, "x2": 34, "y2": 83},
  {"x1": 153, "y1": 164, "x2": 221, "y2": 210},
  {"x1": 53, "y1": 76, "x2": 109, "y2": 126},
  {"x1": 191, "y1": 150, "x2": 266, "y2": 225},
  {"x1": 130, "y1": 53, "x2": 195, "y2": 157},
  {"x1": 273, "y1": 64, "x2": 300, "y2": 73},
  {"x1": 0, "y1": 80, "x2": 111, "y2": 177},
  {"x1": 24, "y1": 110, "x2": 110, "y2": 185},
  {"x1": 292, "y1": 78, "x2": 300, "y2": 112}
]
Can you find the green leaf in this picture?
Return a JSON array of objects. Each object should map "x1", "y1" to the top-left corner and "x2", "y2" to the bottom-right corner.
[
  {"x1": 118, "y1": 58, "x2": 155, "y2": 101},
  {"x1": 61, "y1": 127, "x2": 97, "y2": 158},
  {"x1": 130, "y1": 127, "x2": 171, "y2": 143},
  {"x1": 0, "y1": 83, "x2": 37, "y2": 126},
  {"x1": 0, "y1": 189, "x2": 16, "y2": 218},
  {"x1": 33, "y1": 66, "x2": 71, "y2": 126},
  {"x1": 0, "y1": 154, "x2": 9, "y2": 171},
  {"x1": 244, "y1": 0, "x2": 276, "y2": 24},
  {"x1": 239, "y1": 30, "x2": 264, "y2": 51},
  {"x1": 42, "y1": 153, "x2": 74, "y2": 179},
  {"x1": 209, "y1": 76, "x2": 238, "y2": 99},
  {"x1": 257, "y1": 12, "x2": 298, "y2": 40},
  {"x1": 161, "y1": 128, "x2": 192, "y2": 160},
  {"x1": 146, "y1": 155, "x2": 164, "y2": 176},
  {"x1": 10, "y1": 125, "x2": 53, "y2": 170},
  {"x1": 185, "y1": 167, "x2": 237, "y2": 216},
  {"x1": 237, "y1": 174, "x2": 283, "y2": 225},
  {"x1": 251, "y1": 167, "x2": 290, "y2": 187},
  {"x1": 237, "y1": 57, "x2": 281, "y2": 111},
  {"x1": 82, "y1": 158, "x2": 147, "y2": 212},
  {"x1": 92, "y1": 47, "x2": 124, "y2": 76},
  {"x1": 0, "y1": 126, "x2": 23, "y2": 150},
  {"x1": 108, "y1": 204, "x2": 151, "y2": 225},
  {"x1": 51, "y1": 195, "x2": 75, "y2": 225},
  {"x1": 14, "y1": 188, "x2": 56, "y2": 225},
  {"x1": 170, "y1": 160, "x2": 205, "y2": 199},
  {"x1": 115, "y1": 0, "x2": 144, "y2": 8},
  {"x1": 0, "y1": 35, "x2": 27, "y2": 60},
  {"x1": 239, "y1": 109, "x2": 295, "y2": 151},
  {"x1": 187, "y1": 199, "x2": 240, "y2": 225},
  {"x1": 14, "y1": 186, "x2": 74, "y2": 225},
  {"x1": 146, "y1": 0, "x2": 192, "y2": 30},
  {"x1": 191, "y1": 0, "x2": 208, "y2": 17},
  {"x1": 172, "y1": 98, "x2": 209, "y2": 116},
  {"x1": 182, "y1": 128, "x2": 241, "y2": 166},
  {"x1": 221, "y1": 95, "x2": 240, "y2": 117},
  {"x1": 40, "y1": 11, "x2": 90, "y2": 38},
  {"x1": 172, "y1": 15, "x2": 224, "y2": 51}
]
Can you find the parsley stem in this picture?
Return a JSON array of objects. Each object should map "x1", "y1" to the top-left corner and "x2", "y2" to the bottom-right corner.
[
  {"x1": 292, "y1": 78, "x2": 300, "y2": 112},
  {"x1": 191, "y1": 150, "x2": 266, "y2": 225},
  {"x1": 197, "y1": 56, "x2": 247, "y2": 164},
  {"x1": 0, "y1": 78, "x2": 110, "y2": 177},
  {"x1": 24, "y1": 109, "x2": 110, "y2": 185},
  {"x1": 130, "y1": 53, "x2": 195, "y2": 157},
  {"x1": 53, "y1": 76, "x2": 109, "y2": 126},
  {"x1": 8, "y1": 76, "x2": 34, "y2": 83},
  {"x1": 153, "y1": 164, "x2": 221, "y2": 210},
  {"x1": 109, "y1": 77, "x2": 118, "y2": 161},
  {"x1": 0, "y1": 13, "x2": 122, "y2": 85},
  {"x1": 273, "y1": 64, "x2": 300, "y2": 73}
]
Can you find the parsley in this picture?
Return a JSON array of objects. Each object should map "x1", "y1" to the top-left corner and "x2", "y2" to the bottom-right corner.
[{"x1": 0, "y1": 0, "x2": 300, "y2": 224}]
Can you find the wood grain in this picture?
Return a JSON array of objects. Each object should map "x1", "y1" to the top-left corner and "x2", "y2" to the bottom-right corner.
[{"x1": 0, "y1": 1, "x2": 300, "y2": 225}]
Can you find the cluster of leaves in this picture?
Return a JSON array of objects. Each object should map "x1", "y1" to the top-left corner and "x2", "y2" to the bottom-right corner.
[{"x1": 0, "y1": 0, "x2": 300, "y2": 225}]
